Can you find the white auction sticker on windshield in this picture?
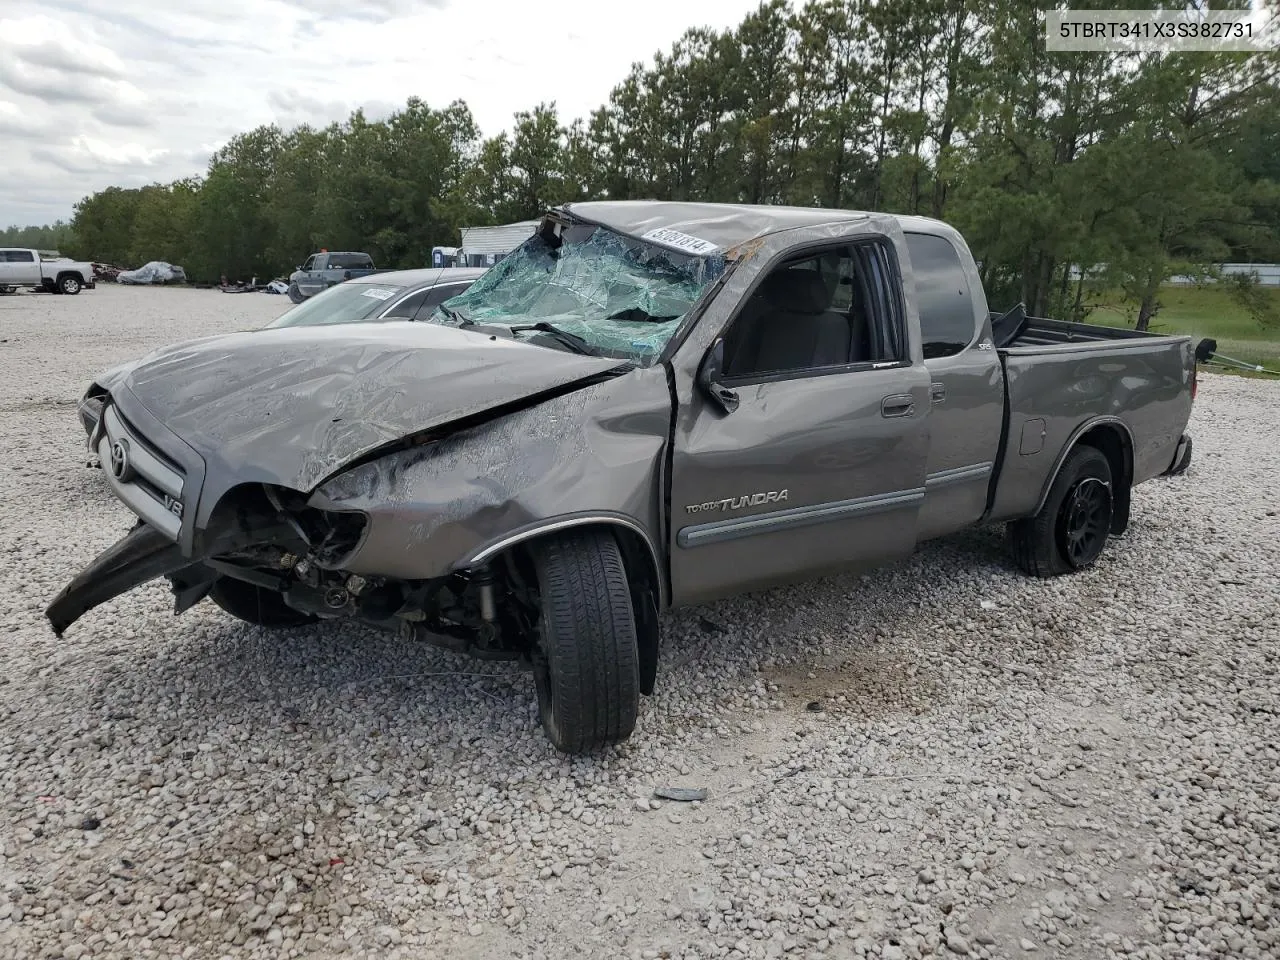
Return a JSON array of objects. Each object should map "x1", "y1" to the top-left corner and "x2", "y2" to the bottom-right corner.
[
  {"x1": 360, "y1": 287, "x2": 396, "y2": 300},
  {"x1": 641, "y1": 228, "x2": 720, "y2": 256}
]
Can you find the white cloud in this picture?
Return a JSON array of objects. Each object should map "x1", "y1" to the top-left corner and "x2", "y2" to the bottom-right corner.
[
  {"x1": 0, "y1": 100, "x2": 53, "y2": 138},
  {"x1": 0, "y1": 28, "x2": 146, "y2": 110},
  {"x1": 0, "y1": 0, "x2": 768, "y2": 226}
]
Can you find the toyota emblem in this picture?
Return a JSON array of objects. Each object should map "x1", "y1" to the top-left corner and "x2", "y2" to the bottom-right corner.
[{"x1": 109, "y1": 439, "x2": 133, "y2": 482}]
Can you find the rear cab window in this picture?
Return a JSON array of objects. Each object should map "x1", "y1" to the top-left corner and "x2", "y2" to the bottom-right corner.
[
  {"x1": 331, "y1": 254, "x2": 373, "y2": 270},
  {"x1": 905, "y1": 232, "x2": 977, "y2": 359}
]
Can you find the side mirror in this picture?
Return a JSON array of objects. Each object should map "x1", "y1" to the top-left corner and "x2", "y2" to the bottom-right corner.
[{"x1": 697, "y1": 338, "x2": 739, "y2": 414}]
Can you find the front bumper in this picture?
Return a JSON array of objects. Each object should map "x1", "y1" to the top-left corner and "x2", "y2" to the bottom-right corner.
[
  {"x1": 78, "y1": 394, "x2": 103, "y2": 439},
  {"x1": 45, "y1": 522, "x2": 187, "y2": 637},
  {"x1": 44, "y1": 509, "x2": 306, "y2": 637}
]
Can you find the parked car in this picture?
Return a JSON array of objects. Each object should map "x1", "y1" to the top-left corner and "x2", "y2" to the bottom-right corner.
[
  {"x1": 0, "y1": 249, "x2": 95, "y2": 295},
  {"x1": 46, "y1": 201, "x2": 1198, "y2": 754},
  {"x1": 288, "y1": 251, "x2": 378, "y2": 302},
  {"x1": 74, "y1": 267, "x2": 487, "y2": 441},
  {"x1": 117, "y1": 261, "x2": 186, "y2": 285}
]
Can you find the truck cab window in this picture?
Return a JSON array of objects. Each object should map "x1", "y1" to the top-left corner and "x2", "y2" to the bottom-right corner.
[
  {"x1": 905, "y1": 232, "x2": 976, "y2": 358},
  {"x1": 722, "y1": 241, "x2": 905, "y2": 380}
]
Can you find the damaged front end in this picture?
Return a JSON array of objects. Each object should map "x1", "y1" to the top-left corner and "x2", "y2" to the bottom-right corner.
[
  {"x1": 45, "y1": 487, "x2": 306, "y2": 637},
  {"x1": 46, "y1": 476, "x2": 542, "y2": 662}
]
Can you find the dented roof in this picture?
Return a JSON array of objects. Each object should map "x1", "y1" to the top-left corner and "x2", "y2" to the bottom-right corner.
[{"x1": 556, "y1": 200, "x2": 891, "y2": 256}]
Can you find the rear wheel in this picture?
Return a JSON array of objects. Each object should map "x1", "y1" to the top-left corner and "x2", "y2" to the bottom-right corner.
[
  {"x1": 209, "y1": 577, "x2": 317, "y2": 628},
  {"x1": 287, "y1": 282, "x2": 305, "y2": 304},
  {"x1": 58, "y1": 274, "x2": 82, "y2": 295},
  {"x1": 529, "y1": 530, "x2": 640, "y2": 753},
  {"x1": 1008, "y1": 445, "x2": 1114, "y2": 577}
]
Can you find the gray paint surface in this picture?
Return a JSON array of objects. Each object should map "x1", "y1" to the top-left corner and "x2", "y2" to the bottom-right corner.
[
  {"x1": 116, "y1": 322, "x2": 623, "y2": 532},
  {"x1": 309, "y1": 369, "x2": 670, "y2": 583},
  {"x1": 47, "y1": 201, "x2": 1197, "y2": 636},
  {"x1": 987, "y1": 337, "x2": 1193, "y2": 522}
]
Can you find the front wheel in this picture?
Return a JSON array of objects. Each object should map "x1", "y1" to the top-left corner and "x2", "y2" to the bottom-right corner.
[
  {"x1": 287, "y1": 282, "x2": 305, "y2": 304},
  {"x1": 1007, "y1": 445, "x2": 1114, "y2": 577},
  {"x1": 58, "y1": 275, "x2": 82, "y2": 295},
  {"x1": 209, "y1": 577, "x2": 317, "y2": 628},
  {"x1": 530, "y1": 530, "x2": 640, "y2": 753}
]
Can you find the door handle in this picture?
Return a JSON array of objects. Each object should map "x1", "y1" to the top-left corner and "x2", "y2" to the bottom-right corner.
[
  {"x1": 881, "y1": 394, "x2": 916, "y2": 418},
  {"x1": 930, "y1": 382, "x2": 946, "y2": 403}
]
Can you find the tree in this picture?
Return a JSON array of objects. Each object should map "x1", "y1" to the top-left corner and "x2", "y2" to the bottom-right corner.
[
  {"x1": 0, "y1": 221, "x2": 75, "y2": 252},
  {"x1": 12, "y1": 0, "x2": 1278, "y2": 304}
]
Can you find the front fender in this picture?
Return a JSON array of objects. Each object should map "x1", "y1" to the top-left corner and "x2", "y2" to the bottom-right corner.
[{"x1": 308, "y1": 365, "x2": 672, "y2": 584}]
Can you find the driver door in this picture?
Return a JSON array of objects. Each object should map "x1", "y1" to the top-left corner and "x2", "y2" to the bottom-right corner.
[{"x1": 668, "y1": 238, "x2": 931, "y2": 606}]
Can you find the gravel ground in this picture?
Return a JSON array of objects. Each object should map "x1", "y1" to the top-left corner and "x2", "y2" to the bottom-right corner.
[{"x1": 1, "y1": 285, "x2": 1277, "y2": 960}]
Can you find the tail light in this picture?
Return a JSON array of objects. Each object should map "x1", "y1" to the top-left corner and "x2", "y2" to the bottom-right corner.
[{"x1": 1191, "y1": 338, "x2": 1215, "y2": 403}]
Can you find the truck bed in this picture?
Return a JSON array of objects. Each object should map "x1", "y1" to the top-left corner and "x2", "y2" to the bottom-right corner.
[
  {"x1": 1000, "y1": 315, "x2": 1172, "y2": 348},
  {"x1": 985, "y1": 314, "x2": 1195, "y2": 524}
]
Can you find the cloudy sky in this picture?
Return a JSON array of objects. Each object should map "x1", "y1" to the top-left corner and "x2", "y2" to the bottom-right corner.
[{"x1": 0, "y1": 0, "x2": 768, "y2": 227}]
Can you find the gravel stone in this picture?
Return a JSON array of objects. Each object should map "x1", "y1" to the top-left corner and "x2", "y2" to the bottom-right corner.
[{"x1": 0, "y1": 287, "x2": 1277, "y2": 960}]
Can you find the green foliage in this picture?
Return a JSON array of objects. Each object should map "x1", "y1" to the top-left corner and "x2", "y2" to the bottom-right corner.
[
  {"x1": 0, "y1": 221, "x2": 75, "y2": 253},
  {"x1": 11, "y1": 0, "x2": 1280, "y2": 295},
  {"x1": 1222, "y1": 272, "x2": 1280, "y2": 330},
  {"x1": 1087, "y1": 282, "x2": 1280, "y2": 374}
]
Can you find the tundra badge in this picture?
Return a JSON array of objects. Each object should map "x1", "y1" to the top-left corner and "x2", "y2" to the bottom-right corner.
[{"x1": 685, "y1": 490, "x2": 788, "y2": 514}]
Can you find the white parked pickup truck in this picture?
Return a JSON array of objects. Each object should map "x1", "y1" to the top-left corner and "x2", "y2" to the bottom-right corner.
[{"x1": 0, "y1": 249, "x2": 96, "y2": 295}]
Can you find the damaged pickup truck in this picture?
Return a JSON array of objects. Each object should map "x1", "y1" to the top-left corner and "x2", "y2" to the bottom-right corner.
[{"x1": 46, "y1": 202, "x2": 1197, "y2": 753}]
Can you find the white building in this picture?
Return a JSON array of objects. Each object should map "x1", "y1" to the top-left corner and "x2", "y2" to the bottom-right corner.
[{"x1": 458, "y1": 220, "x2": 539, "y2": 267}]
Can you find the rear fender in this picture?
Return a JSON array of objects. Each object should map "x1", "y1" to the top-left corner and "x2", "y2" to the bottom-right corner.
[{"x1": 1033, "y1": 417, "x2": 1135, "y2": 534}]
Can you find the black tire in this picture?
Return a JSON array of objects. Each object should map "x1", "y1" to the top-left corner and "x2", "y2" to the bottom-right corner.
[
  {"x1": 530, "y1": 530, "x2": 640, "y2": 753},
  {"x1": 287, "y1": 282, "x2": 305, "y2": 304},
  {"x1": 209, "y1": 577, "x2": 317, "y2": 628},
  {"x1": 1008, "y1": 445, "x2": 1114, "y2": 577},
  {"x1": 58, "y1": 274, "x2": 82, "y2": 295}
]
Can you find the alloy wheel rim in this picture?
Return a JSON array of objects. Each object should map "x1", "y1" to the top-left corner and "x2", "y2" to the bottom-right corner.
[{"x1": 1057, "y1": 477, "x2": 1112, "y2": 568}]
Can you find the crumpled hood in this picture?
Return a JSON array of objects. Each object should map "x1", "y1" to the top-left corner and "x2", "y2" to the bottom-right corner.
[{"x1": 116, "y1": 322, "x2": 625, "y2": 493}]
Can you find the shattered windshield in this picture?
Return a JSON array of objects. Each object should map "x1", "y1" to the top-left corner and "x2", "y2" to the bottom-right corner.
[{"x1": 424, "y1": 222, "x2": 727, "y2": 364}]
